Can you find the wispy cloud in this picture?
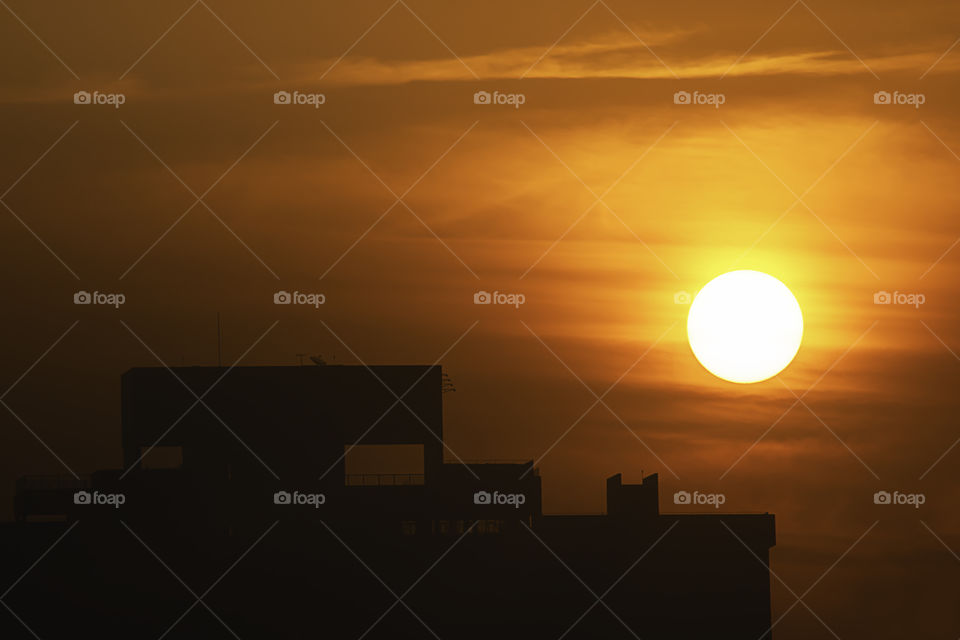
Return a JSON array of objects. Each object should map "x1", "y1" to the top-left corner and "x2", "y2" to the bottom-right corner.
[{"x1": 307, "y1": 34, "x2": 960, "y2": 85}]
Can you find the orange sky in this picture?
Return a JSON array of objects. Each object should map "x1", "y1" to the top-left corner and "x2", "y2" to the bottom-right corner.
[{"x1": 2, "y1": 1, "x2": 960, "y2": 637}]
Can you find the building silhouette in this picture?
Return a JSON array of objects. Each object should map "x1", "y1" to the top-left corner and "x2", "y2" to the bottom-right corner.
[{"x1": 4, "y1": 364, "x2": 775, "y2": 639}]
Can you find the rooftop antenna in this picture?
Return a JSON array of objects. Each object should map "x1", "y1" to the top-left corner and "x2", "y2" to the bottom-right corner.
[
  {"x1": 296, "y1": 353, "x2": 308, "y2": 366},
  {"x1": 217, "y1": 312, "x2": 222, "y2": 367}
]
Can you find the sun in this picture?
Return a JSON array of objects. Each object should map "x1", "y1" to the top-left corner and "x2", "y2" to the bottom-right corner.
[{"x1": 686, "y1": 270, "x2": 803, "y2": 384}]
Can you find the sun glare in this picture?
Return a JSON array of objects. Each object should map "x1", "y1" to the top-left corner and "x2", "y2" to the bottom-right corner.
[{"x1": 687, "y1": 270, "x2": 803, "y2": 384}]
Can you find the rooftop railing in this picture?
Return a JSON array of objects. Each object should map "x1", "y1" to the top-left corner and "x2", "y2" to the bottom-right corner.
[{"x1": 345, "y1": 473, "x2": 425, "y2": 486}]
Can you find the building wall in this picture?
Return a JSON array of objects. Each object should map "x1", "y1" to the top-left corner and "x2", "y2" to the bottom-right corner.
[{"x1": 120, "y1": 365, "x2": 444, "y2": 485}]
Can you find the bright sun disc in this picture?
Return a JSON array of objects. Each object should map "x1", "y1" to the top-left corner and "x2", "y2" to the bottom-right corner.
[{"x1": 687, "y1": 270, "x2": 803, "y2": 384}]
